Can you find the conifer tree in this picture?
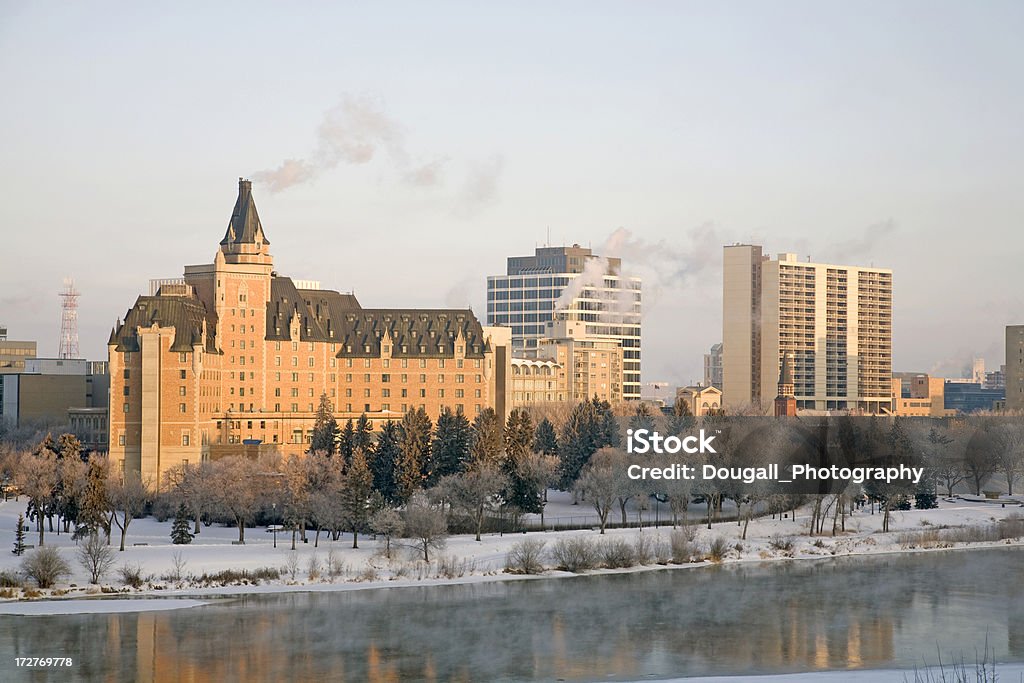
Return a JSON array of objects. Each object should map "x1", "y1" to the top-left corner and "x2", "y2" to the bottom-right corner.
[
  {"x1": 558, "y1": 400, "x2": 600, "y2": 490},
  {"x1": 342, "y1": 448, "x2": 374, "y2": 548},
  {"x1": 338, "y1": 419, "x2": 355, "y2": 464},
  {"x1": 353, "y1": 414, "x2": 374, "y2": 453},
  {"x1": 430, "y1": 407, "x2": 471, "y2": 483},
  {"x1": 667, "y1": 397, "x2": 695, "y2": 436},
  {"x1": 370, "y1": 421, "x2": 402, "y2": 503},
  {"x1": 12, "y1": 513, "x2": 25, "y2": 556},
  {"x1": 310, "y1": 392, "x2": 339, "y2": 455},
  {"x1": 171, "y1": 505, "x2": 194, "y2": 544},
  {"x1": 395, "y1": 408, "x2": 433, "y2": 502},
  {"x1": 470, "y1": 408, "x2": 504, "y2": 467},
  {"x1": 533, "y1": 417, "x2": 559, "y2": 456}
]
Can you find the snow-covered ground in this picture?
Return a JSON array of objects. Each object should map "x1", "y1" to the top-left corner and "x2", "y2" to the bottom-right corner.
[{"x1": 0, "y1": 491, "x2": 1022, "y2": 610}]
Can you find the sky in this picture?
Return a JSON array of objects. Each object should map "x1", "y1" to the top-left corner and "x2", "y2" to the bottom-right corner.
[{"x1": 1, "y1": 1, "x2": 1022, "y2": 386}]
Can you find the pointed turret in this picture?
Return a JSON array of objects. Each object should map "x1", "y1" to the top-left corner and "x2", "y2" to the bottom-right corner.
[
  {"x1": 774, "y1": 351, "x2": 797, "y2": 417},
  {"x1": 221, "y1": 178, "x2": 269, "y2": 248}
]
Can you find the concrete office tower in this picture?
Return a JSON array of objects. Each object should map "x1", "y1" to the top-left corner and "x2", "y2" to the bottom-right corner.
[
  {"x1": 704, "y1": 342, "x2": 723, "y2": 389},
  {"x1": 486, "y1": 244, "x2": 641, "y2": 400},
  {"x1": 723, "y1": 245, "x2": 892, "y2": 413},
  {"x1": 1007, "y1": 326, "x2": 1024, "y2": 412}
]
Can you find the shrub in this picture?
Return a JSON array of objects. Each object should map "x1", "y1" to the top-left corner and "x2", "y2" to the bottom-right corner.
[
  {"x1": 0, "y1": 570, "x2": 22, "y2": 588},
  {"x1": 195, "y1": 567, "x2": 280, "y2": 585},
  {"x1": 307, "y1": 553, "x2": 321, "y2": 581},
  {"x1": 356, "y1": 566, "x2": 379, "y2": 582},
  {"x1": 325, "y1": 549, "x2": 345, "y2": 580},
  {"x1": 600, "y1": 538, "x2": 637, "y2": 568},
  {"x1": 549, "y1": 537, "x2": 599, "y2": 573},
  {"x1": 21, "y1": 547, "x2": 71, "y2": 589},
  {"x1": 435, "y1": 554, "x2": 473, "y2": 579},
  {"x1": 633, "y1": 534, "x2": 655, "y2": 565},
  {"x1": 505, "y1": 539, "x2": 547, "y2": 575},
  {"x1": 118, "y1": 563, "x2": 145, "y2": 589},
  {"x1": 768, "y1": 534, "x2": 795, "y2": 553},
  {"x1": 670, "y1": 528, "x2": 698, "y2": 563},
  {"x1": 706, "y1": 536, "x2": 728, "y2": 563},
  {"x1": 998, "y1": 514, "x2": 1024, "y2": 540},
  {"x1": 653, "y1": 540, "x2": 672, "y2": 565}
]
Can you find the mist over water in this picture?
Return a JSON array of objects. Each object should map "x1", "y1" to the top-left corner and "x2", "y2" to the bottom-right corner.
[{"x1": 2, "y1": 548, "x2": 1023, "y2": 682}]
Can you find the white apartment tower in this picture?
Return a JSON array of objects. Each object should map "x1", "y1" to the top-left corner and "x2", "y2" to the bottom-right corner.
[
  {"x1": 723, "y1": 245, "x2": 892, "y2": 413},
  {"x1": 487, "y1": 244, "x2": 641, "y2": 401}
]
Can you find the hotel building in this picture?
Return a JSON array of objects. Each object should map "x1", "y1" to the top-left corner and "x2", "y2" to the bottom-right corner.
[{"x1": 107, "y1": 179, "x2": 510, "y2": 485}]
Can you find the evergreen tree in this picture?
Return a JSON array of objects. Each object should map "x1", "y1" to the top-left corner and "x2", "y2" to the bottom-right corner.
[
  {"x1": 338, "y1": 419, "x2": 355, "y2": 464},
  {"x1": 914, "y1": 477, "x2": 939, "y2": 509},
  {"x1": 12, "y1": 513, "x2": 25, "y2": 556},
  {"x1": 341, "y1": 448, "x2": 374, "y2": 548},
  {"x1": 503, "y1": 409, "x2": 542, "y2": 513},
  {"x1": 628, "y1": 402, "x2": 656, "y2": 433},
  {"x1": 558, "y1": 400, "x2": 600, "y2": 490},
  {"x1": 171, "y1": 505, "x2": 194, "y2": 544},
  {"x1": 370, "y1": 421, "x2": 402, "y2": 503},
  {"x1": 470, "y1": 408, "x2": 504, "y2": 466},
  {"x1": 309, "y1": 393, "x2": 338, "y2": 455},
  {"x1": 599, "y1": 405, "x2": 620, "y2": 449},
  {"x1": 667, "y1": 397, "x2": 695, "y2": 436},
  {"x1": 353, "y1": 414, "x2": 374, "y2": 453},
  {"x1": 533, "y1": 417, "x2": 559, "y2": 455},
  {"x1": 504, "y1": 409, "x2": 534, "y2": 462},
  {"x1": 395, "y1": 408, "x2": 433, "y2": 502},
  {"x1": 430, "y1": 407, "x2": 472, "y2": 483},
  {"x1": 78, "y1": 457, "x2": 110, "y2": 536}
]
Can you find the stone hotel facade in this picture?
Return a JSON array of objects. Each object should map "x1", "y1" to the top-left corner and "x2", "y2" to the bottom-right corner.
[{"x1": 108, "y1": 179, "x2": 510, "y2": 485}]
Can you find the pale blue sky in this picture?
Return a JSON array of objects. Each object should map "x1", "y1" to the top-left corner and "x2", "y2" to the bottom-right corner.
[{"x1": 1, "y1": 1, "x2": 1022, "y2": 385}]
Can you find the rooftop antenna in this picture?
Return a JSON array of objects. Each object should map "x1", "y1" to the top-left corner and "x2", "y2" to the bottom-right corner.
[{"x1": 59, "y1": 277, "x2": 80, "y2": 359}]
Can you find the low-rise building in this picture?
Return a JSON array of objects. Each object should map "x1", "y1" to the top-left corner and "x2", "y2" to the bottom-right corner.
[{"x1": 675, "y1": 384, "x2": 723, "y2": 416}]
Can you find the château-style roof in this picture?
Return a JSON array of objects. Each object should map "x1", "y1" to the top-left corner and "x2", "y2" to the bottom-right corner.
[
  {"x1": 220, "y1": 178, "x2": 269, "y2": 248},
  {"x1": 109, "y1": 294, "x2": 218, "y2": 353},
  {"x1": 264, "y1": 275, "x2": 489, "y2": 358}
]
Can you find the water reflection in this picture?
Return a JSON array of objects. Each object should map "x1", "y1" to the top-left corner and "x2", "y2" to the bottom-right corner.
[{"x1": 3, "y1": 547, "x2": 1023, "y2": 682}]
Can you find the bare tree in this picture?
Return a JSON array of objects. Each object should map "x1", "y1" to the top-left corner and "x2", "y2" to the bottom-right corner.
[
  {"x1": 990, "y1": 421, "x2": 1024, "y2": 496},
  {"x1": 574, "y1": 448, "x2": 625, "y2": 534},
  {"x1": 401, "y1": 493, "x2": 447, "y2": 562},
  {"x1": 211, "y1": 455, "x2": 267, "y2": 544},
  {"x1": 108, "y1": 472, "x2": 149, "y2": 551},
  {"x1": 440, "y1": 465, "x2": 507, "y2": 541},
  {"x1": 369, "y1": 507, "x2": 404, "y2": 559},
  {"x1": 76, "y1": 532, "x2": 115, "y2": 583},
  {"x1": 15, "y1": 450, "x2": 57, "y2": 546}
]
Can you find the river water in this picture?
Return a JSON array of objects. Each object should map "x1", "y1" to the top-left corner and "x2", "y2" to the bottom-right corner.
[{"x1": 3, "y1": 547, "x2": 1023, "y2": 682}]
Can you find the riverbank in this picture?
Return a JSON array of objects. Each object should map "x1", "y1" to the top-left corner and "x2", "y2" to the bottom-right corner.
[{"x1": 1, "y1": 494, "x2": 1022, "y2": 609}]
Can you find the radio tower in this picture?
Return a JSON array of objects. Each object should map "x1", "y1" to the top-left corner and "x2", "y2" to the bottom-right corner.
[{"x1": 59, "y1": 277, "x2": 80, "y2": 359}]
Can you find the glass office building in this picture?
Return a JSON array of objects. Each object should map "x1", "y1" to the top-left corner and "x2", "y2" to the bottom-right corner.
[{"x1": 486, "y1": 245, "x2": 641, "y2": 401}]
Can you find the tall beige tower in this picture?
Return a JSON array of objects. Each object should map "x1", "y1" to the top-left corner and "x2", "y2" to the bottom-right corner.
[
  {"x1": 723, "y1": 246, "x2": 892, "y2": 414},
  {"x1": 1007, "y1": 326, "x2": 1024, "y2": 412}
]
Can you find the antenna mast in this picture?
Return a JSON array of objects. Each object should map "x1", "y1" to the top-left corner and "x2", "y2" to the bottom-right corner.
[{"x1": 59, "y1": 277, "x2": 80, "y2": 359}]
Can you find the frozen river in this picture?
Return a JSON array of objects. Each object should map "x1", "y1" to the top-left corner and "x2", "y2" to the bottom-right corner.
[{"x1": 2, "y1": 547, "x2": 1023, "y2": 682}]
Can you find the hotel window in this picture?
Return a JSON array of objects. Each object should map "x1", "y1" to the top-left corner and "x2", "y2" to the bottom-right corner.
[
  {"x1": 383, "y1": 359, "x2": 390, "y2": 368},
  {"x1": 308, "y1": 373, "x2": 314, "y2": 382},
  {"x1": 308, "y1": 388, "x2": 314, "y2": 397},
  {"x1": 364, "y1": 359, "x2": 371, "y2": 368},
  {"x1": 182, "y1": 434, "x2": 190, "y2": 446},
  {"x1": 346, "y1": 403, "x2": 352, "y2": 411},
  {"x1": 275, "y1": 356, "x2": 281, "y2": 366},
  {"x1": 123, "y1": 386, "x2": 130, "y2": 396},
  {"x1": 179, "y1": 403, "x2": 186, "y2": 413},
  {"x1": 330, "y1": 358, "x2": 336, "y2": 367},
  {"x1": 180, "y1": 386, "x2": 186, "y2": 396},
  {"x1": 292, "y1": 357, "x2": 298, "y2": 367},
  {"x1": 474, "y1": 360, "x2": 481, "y2": 368},
  {"x1": 123, "y1": 402, "x2": 129, "y2": 413},
  {"x1": 308, "y1": 403, "x2": 314, "y2": 412},
  {"x1": 275, "y1": 403, "x2": 280, "y2": 411},
  {"x1": 438, "y1": 389, "x2": 445, "y2": 398},
  {"x1": 308, "y1": 342, "x2": 314, "y2": 351},
  {"x1": 123, "y1": 369, "x2": 130, "y2": 379},
  {"x1": 330, "y1": 373, "x2": 336, "y2": 382},
  {"x1": 274, "y1": 388, "x2": 281, "y2": 397},
  {"x1": 400, "y1": 374, "x2": 408, "y2": 382},
  {"x1": 291, "y1": 403, "x2": 298, "y2": 412},
  {"x1": 419, "y1": 389, "x2": 426, "y2": 398},
  {"x1": 291, "y1": 388, "x2": 299, "y2": 397},
  {"x1": 346, "y1": 359, "x2": 353, "y2": 368},
  {"x1": 419, "y1": 374, "x2": 426, "y2": 383},
  {"x1": 401, "y1": 388, "x2": 408, "y2": 397},
  {"x1": 401, "y1": 359, "x2": 408, "y2": 368},
  {"x1": 346, "y1": 388, "x2": 352, "y2": 397},
  {"x1": 275, "y1": 372, "x2": 281, "y2": 381},
  {"x1": 455, "y1": 389, "x2": 464, "y2": 398},
  {"x1": 179, "y1": 352, "x2": 187, "y2": 362},
  {"x1": 345, "y1": 373, "x2": 352, "y2": 382},
  {"x1": 439, "y1": 359, "x2": 446, "y2": 368},
  {"x1": 438, "y1": 374, "x2": 445, "y2": 383},
  {"x1": 118, "y1": 434, "x2": 125, "y2": 446},
  {"x1": 292, "y1": 342, "x2": 298, "y2": 351},
  {"x1": 475, "y1": 389, "x2": 481, "y2": 398},
  {"x1": 419, "y1": 359, "x2": 426, "y2": 368},
  {"x1": 292, "y1": 373, "x2": 299, "y2": 382},
  {"x1": 456, "y1": 374, "x2": 465, "y2": 383},
  {"x1": 364, "y1": 389, "x2": 371, "y2": 397},
  {"x1": 382, "y1": 388, "x2": 390, "y2": 397},
  {"x1": 363, "y1": 373, "x2": 371, "y2": 382},
  {"x1": 457, "y1": 360, "x2": 464, "y2": 369},
  {"x1": 382, "y1": 374, "x2": 390, "y2": 382},
  {"x1": 382, "y1": 403, "x2": 390, "y2": 411},
  {"x1": 308, "y1": 357, "x2": 315, "y2": 367},
  {"x1": 275, "y1": 342, "x2": 281, "y2": 351},
  {"x1": 179, "y1": 370, "x2": 187, "y2": 379}
]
